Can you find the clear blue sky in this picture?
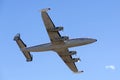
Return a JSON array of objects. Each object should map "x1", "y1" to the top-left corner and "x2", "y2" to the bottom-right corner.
[{"x1": 0, "y1": 0, "x2": 120, "y2": 80}]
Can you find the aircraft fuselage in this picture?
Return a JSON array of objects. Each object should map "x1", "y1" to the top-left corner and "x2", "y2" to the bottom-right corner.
[{"x1": 23, "y1": 38, "x2": 97, "y2": 52}]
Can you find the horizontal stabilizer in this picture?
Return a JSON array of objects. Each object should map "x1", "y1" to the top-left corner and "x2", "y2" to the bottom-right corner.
[{"x1": 14, "y1": 33, "x2": 33, "y2": 62}]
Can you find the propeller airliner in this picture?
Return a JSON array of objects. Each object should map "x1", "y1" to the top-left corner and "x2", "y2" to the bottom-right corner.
[{"x1": 14, "y1": 8, "x2": 97, "y2": 73}]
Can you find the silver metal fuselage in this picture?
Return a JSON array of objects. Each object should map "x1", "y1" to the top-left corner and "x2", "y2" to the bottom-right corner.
[{"x1": 23, "y1": 38, "x2": 97, "y2": 52}]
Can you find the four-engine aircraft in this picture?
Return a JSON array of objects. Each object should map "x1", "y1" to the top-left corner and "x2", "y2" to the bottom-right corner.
[{"x1": 14, "y1": 8, "x2": 97, "y2": 73}]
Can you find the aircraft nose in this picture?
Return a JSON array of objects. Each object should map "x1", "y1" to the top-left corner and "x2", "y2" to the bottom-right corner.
[
  {"x1": 93, "y1": 39, "x2": 97, "y2": 42},
  {"x1": 90, "y1": 39, "x2": 97, "y2": 43}
]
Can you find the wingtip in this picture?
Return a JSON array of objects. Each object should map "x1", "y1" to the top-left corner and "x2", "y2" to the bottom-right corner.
[
  {"x1": 14, "y1": 33, "x2": 20, "y2": 41},
  {"x1": 74, "y1": 70, "x2": 84, "y2": 74},
  {"x1": 41, "y1": 8, "x2": 51, "y2": 12}
]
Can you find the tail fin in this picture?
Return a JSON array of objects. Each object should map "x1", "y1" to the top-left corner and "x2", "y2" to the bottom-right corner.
[{"x1": 14, "y1": 33, "x2": 33, "y2": 62}]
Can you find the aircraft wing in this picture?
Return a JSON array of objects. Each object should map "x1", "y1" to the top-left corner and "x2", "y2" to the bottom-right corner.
[
  {"x1": 41, "y1": 8, "x2": 83, "y2": 73},
  {"x1": 57, "y1": 48, "x2": 80, "y2": 72},
  {"x1": 41, "y1": 8, "x2": 64, "y2": 45}
]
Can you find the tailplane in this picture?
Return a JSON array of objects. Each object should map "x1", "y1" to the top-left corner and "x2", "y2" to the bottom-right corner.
[{"x1": 14, "y1": 33, "x2": 33, "y2": 62}]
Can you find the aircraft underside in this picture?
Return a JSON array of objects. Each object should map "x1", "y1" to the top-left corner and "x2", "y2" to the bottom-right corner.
[{"x1": 14, "y1": 8, "x2": 97, "y2": 73}]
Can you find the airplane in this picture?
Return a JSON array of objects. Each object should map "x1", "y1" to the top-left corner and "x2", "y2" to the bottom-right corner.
[{"x1": 14, "y1": 8, "x2": 97, "y2": 73}]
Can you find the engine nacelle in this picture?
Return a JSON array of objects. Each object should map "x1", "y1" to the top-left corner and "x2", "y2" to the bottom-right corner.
[
  {"x1": 55, "y1": 26, "x2": 63, "y2": 31},
  {"x1": 72, "y1": 58, "x2": 80, "y2": 62},
  {"x1": 69, "y1": 51, "x2": 77, "y2": 55},
  {"x1": 47, "y1": 27, "x2": 63, "y2": 32},
  {"x1": 55, "y1": 36, "x2": 69, "y2": 41},
  {"x1": 61, "y1": 36, "x2": 69, "y2": 41}
]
